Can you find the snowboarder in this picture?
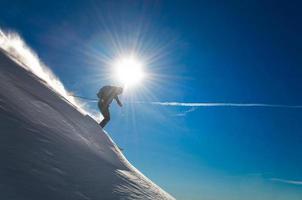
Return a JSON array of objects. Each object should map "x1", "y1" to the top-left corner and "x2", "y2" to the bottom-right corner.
[{"x1": 97, "y1": 85, "x2": 123, "y2": 128}]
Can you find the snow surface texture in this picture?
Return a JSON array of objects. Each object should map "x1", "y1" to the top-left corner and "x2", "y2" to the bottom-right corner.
[{"x1": 0, "y1": 42, "x2": 174, "y2": 199}]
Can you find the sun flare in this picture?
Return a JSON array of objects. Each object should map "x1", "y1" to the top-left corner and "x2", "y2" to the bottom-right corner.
[{"x1": 114, "y1": 57, "x2": 145, "y2": 87}]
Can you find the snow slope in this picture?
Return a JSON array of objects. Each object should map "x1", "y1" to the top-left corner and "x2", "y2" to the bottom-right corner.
[{"x1": 0, "y1": 49, "x2": 175, "y2": 199}]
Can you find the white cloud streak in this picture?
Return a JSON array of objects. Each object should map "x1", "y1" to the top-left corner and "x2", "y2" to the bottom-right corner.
[
  {"x1": 174, "y1": 107, "x2": 198, "y2": 117},
  {"x1": 270, "y1": 178, "x2": 302, "y2": 185},
  {"x1": 149, "y1": 102, "x2": 302, "y2": 109}
]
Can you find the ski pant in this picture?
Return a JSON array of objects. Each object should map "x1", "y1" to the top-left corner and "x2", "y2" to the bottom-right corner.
[{"x1": 98, "y1": 101, "x2": 110, "y2": 128}]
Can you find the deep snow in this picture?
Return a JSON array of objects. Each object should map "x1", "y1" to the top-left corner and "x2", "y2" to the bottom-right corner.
[{"x1": 0, "y1": 49, "x2": 174, "y2": 199}]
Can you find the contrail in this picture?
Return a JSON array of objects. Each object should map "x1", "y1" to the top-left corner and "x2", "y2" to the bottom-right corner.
[
  {"x1": 270, "y1": 178, "x2": 302, "y2": 185},
  {"x1": 68, "y1": 95, "x2": 302, "y2": 109},
  {"x1": 148, "y1": 102, "x2": 302, "y2": 108}
]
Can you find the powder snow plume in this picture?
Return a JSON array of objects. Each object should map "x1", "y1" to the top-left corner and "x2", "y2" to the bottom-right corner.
[{"x1": 0, "y1": 28, "x2": 90, "y2": 116}]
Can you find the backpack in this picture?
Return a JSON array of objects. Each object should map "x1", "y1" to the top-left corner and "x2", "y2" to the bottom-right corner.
[
  {"x1": 97, "y1": 86, "x2": 111, "y2": 99},
  {"x1": 97, "y1": 87, "x2": 105, "y2": 99}
]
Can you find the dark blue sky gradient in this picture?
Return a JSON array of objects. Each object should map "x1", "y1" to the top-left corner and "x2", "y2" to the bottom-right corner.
[{"x1": 1, "y1": 1, "x2": 302, "y2": 199}]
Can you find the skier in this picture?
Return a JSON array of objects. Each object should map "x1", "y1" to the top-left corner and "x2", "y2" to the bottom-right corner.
[{"x1": 97, "y1": 85, "x2": 123, "y2": 128}]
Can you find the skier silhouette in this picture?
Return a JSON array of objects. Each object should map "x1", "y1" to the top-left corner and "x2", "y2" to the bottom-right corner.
[{"x1": 97, "y1": 85, "x2": 123, "y2": 128}]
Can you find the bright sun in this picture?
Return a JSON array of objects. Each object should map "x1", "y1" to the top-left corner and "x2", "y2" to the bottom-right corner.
[{"x1": 114, "y1": 57, "x2": 145, "y2": 87}]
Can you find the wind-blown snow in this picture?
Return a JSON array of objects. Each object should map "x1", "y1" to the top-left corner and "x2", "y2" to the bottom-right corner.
[
  {"x1": 0, "y1": 32, "x2": 174, "y2": 199},
  {"x1": 0, "y1": 28, "x2": 87, "y2": 115}
]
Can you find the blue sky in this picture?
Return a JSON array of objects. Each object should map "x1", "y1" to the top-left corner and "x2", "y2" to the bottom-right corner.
[{"x1": 1, "y1": 0, "x2": 302, "y2": 199}]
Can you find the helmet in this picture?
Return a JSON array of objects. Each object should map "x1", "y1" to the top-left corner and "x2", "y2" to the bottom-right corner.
[{"x1": 117, "y1": 87, "x2": 123, "y2": 94}]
